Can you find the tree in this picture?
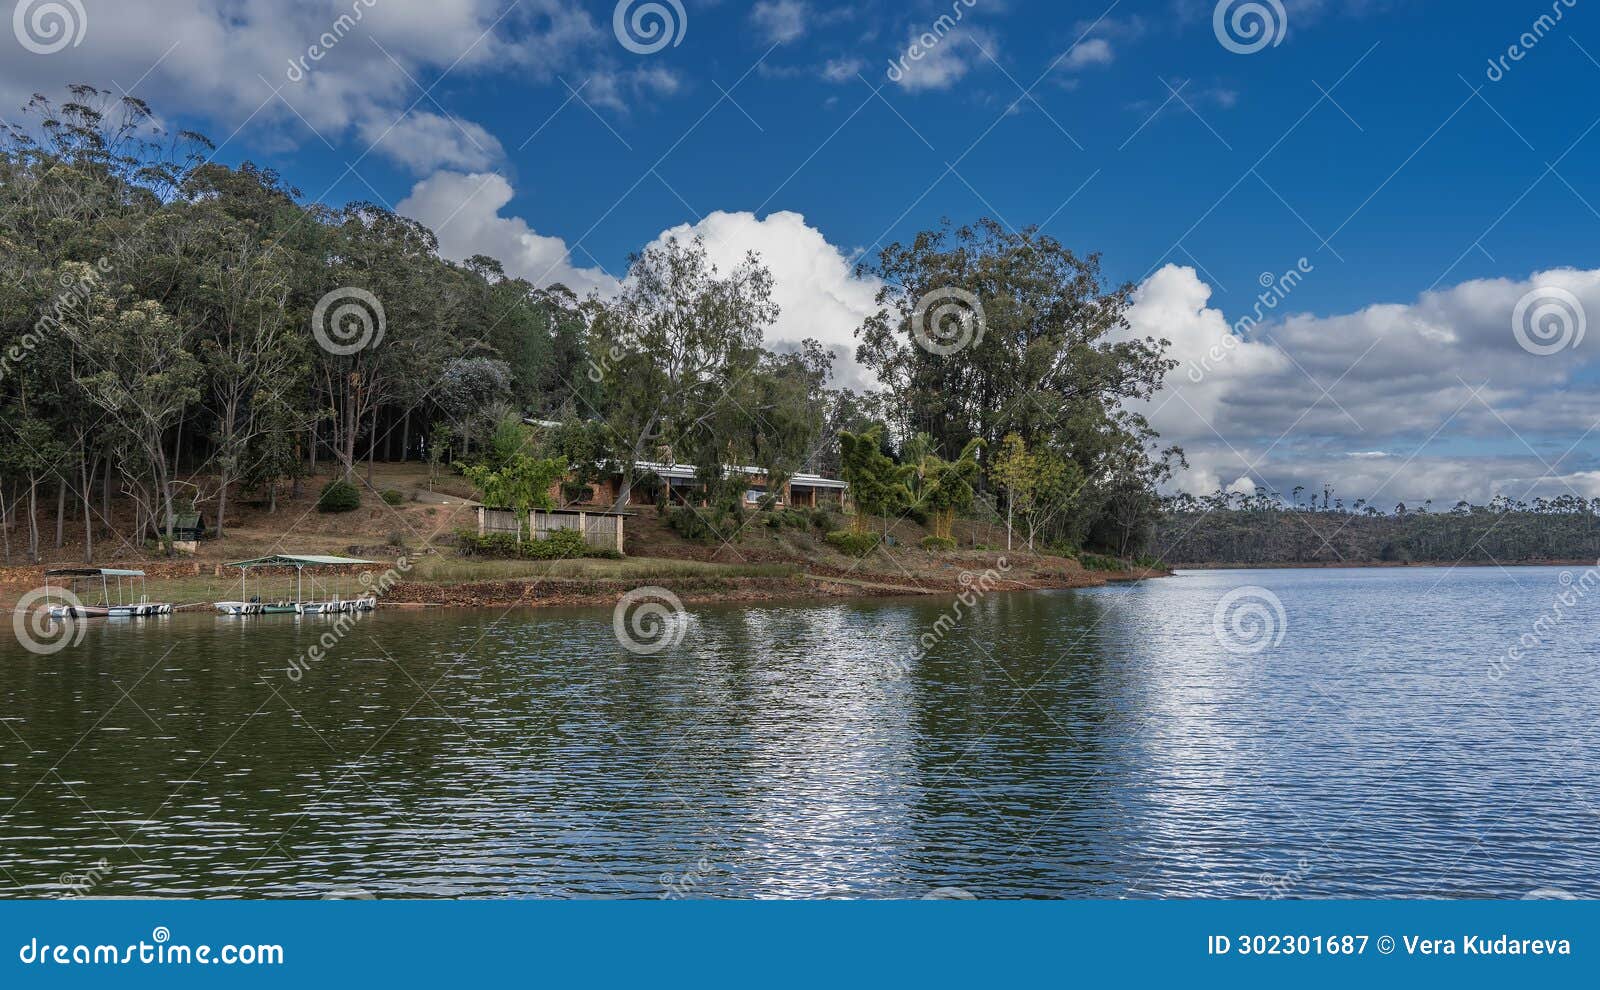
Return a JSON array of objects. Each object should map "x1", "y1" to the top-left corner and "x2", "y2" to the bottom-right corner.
[
  {"x1": 588, "y1": 236, "x2": 777, "y2": 509},
  {"x1": 838, "y1": 426, "x2": 910, "y2": 534},
  {"x1": 65, "y1": 289, "x2": 203, "y2": 553},
  {"x1": 855, "y1": 219, "x2": 1175, "y2": 556},
  {"x1": 461, "y1": 452, "x2": 566, "y2": 534}
]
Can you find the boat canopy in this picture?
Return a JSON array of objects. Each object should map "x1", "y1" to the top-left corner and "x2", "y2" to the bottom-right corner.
[
  {"x1": 45, "y1": 568, "x2": 147, "y2": 577},
  {"x1": 225, "y1": 555, "x2": 377, "y2": 569}
]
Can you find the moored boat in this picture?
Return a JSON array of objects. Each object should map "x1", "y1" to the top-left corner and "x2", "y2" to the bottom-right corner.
[{"x1": 43, "y1": 569, "x2": 172, "y2": 620}]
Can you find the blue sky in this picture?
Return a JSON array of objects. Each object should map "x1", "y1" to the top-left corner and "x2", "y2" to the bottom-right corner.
[{"x1": 7, "y1": 0, "x2": 1600, "y2": 504}]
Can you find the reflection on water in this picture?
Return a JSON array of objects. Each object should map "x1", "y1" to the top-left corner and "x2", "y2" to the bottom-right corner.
[{"x1": 1, "y1": 566, "x2": 1597, "y2": 899}]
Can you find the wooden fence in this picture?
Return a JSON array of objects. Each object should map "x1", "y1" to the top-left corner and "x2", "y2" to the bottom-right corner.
[
  {"x1": 477, "y1": 507, "x2": 625, "y2": 554},
  {"x1": 532, "y1": 509, "x2": 624, "y2": 554}
]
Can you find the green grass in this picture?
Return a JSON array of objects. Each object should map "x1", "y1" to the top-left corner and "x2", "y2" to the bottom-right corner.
[{"x1": 402, "y1": 555, "x2": 800, "y2": 586}]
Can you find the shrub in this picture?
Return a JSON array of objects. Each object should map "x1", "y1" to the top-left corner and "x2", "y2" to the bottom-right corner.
[
  {"x1": 455, "y1": 528, "x2": 619, "y2": 561},
  {"x1": 668, "y1": 505, "x2": 742, "y2": 543},
  {"x1": 381, "y1": 489, "x2": 406, "y2": 506},
  {"x1": 826, "y1": 530, "x2": 881, "y2": 558},
  {"x1": 1079, "y1": 552, "x2": 1129, "y2": 572},
  {"x1": 809, "y1": 508, "x2": 836, "y2": 531},
  {"x1": 317, "y1": 479, "x2": 361, "y2": 513},
  {"x1": 920, "y1": 535, "x2": 957, "y2": 552},
  {"x1": 764, "y1": 508, "x2": 811, "y2": 530}
]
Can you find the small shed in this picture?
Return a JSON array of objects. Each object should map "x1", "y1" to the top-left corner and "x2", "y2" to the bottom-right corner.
[{"x1": 151, "y1": 511, "x2": 207, "y2": 541}]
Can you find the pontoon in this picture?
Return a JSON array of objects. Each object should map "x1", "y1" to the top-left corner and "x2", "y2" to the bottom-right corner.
[
  {"x1": 43, "y1": 569, "x2": 173, "y2": 618},
  {"x1": 214, "y1": 555, "x2": 378, "y2": 616}
]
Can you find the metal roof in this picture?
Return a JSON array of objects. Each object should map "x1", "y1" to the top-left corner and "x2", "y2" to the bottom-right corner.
[
  {"x1": 633, "y1": 461, "x2": 849, "y2": 489},
  {"x1": 225, "y1": 554, "x2": 377, "y2": 569},
  {"x1": 45, "y1": 568, "x2": 147, "y2": 577}
]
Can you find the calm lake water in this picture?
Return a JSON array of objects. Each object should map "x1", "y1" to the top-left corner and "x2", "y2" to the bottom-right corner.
[{"x1": 2, "y1": 565, "x2": 1596, "y2": 899}]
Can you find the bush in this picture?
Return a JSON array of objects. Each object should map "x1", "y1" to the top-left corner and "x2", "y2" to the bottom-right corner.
[
  {"x1": 809, "y1": 508, "x2": 836, "y2": 531},
  {"x1": 381, "y1": 489, "x2": 406, "y2": 506},
  {"x1": 764, "y1": 509, "x2": 811, "y2": 530},
  {"x1": 317, "y1": 479, "x2": 361, "y2": 513},
  {"x1": 826, "y1": 530, "x2": 881, "y2": 558},
  {"x1": 667, "y1": 505, "x2": 743, "y2": 543},
  {"x1": 920, "y1": 535, "x2": 957, "y2": 552},
  {"x1": 455, "y1": 528, "x2": 620, "y2": 561},
  {"x1": 1079, "y1": 552, "x2": 1129, "y2": 572}
]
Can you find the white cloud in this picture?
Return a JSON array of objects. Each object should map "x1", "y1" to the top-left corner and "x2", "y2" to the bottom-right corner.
[
  {"x1": 821, "y1": 57, "x2": 865, "y2": 83},
  {"x1": 356, "y1": 111, "x2": 504, "y2": 173},
  {"x1": 752, "y1": 1, "x2": 809, "y2": 44},
  {"x1": 397, "y1": 171, "x2": 620, "y2": 296},
  {"x1": 398, "y1": 178, "x2": 884, "y2": 388},
  {"x1": 0, "y1": 0, "x2": 607, "y2": 174},
  {"x1": 646, "y1": 211, "x2": 883, "y2": 390},
  {"x1": 1060, "y1": 38, "x2": 1114, "y2": 70},
  {"x1": 1123, "y1": 263, "x2": 1600, "y2": 506},
  {"x1": 889, "y1": 28, "x2": 996, "y2": 93}
]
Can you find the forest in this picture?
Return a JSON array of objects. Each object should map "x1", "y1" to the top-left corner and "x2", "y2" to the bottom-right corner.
[
  {"x1": 0, "y1": 87, "x2": 1180, "y2": 565},
  {"x1": 1157, "y1": 488, "x2": 1600, "y2": 565}
]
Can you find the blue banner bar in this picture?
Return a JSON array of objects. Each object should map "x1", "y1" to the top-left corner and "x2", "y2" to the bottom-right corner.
[{"x1": 1, "y1": 901, "x2": 1594, "y2": 987}]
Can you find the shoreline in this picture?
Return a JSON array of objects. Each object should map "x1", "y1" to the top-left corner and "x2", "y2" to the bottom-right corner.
[
  {"x1": 0, "y1": 554, "x2": 1170, "y2": 614},
  {"x1": 372, "y1": 565, "x2": 1167, "y2": 611},
  {"x1": 1171, "y1": 559, "x2": 1598, "y2": 571}
]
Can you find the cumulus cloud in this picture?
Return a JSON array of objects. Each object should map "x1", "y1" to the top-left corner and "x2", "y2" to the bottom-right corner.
[
  {"x1": 398, "y1": 177, "x2": 884, "y2": 387},
  {"x1": 646, "y1": 211, "x2": 883, "y2": 390},
  {"x1": 1123, "y1": 263, "x2": 1600, "y2": 506},
  {"x1": 397, "y1": 171, "x2": 620, "y2": 296},
  {"x1": 0, "y1": 0, "x2": 607, "y2": 174}
]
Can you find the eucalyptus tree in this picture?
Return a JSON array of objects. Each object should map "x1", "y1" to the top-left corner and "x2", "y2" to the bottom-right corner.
[
  {"x1": 588, "y1": 236, "x2": 778, "y2": 508},
  {"x1": 855, "y1": 219, "x2": 1176, "y2": 554}
]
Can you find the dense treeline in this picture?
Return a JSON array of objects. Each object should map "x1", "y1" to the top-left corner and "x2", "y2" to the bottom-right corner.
[
  {"x1": 0, "y1": 88, "x2": 1179, "y2": 565},
  {"x1": 1156, "y1": 489, "x2": 1600, "y2": 565}
]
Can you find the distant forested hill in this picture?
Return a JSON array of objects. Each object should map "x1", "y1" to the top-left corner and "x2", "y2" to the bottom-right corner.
[{"x1": 1155, "y1": 493, "x2": 1600, "y2": 565}]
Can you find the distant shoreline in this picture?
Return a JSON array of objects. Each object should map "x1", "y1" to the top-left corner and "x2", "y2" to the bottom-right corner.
[{"x1": 1172, "y1": 559, "x2": 1598, "y2": 571}]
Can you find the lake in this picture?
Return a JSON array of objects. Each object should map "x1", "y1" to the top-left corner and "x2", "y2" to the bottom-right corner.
[{"x1": 1, "y1": 565, "x2": 1596, "y2": 899}]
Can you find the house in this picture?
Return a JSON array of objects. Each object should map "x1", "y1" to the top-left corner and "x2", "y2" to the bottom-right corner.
[{"x1": 555, "y1": 462, "x2": 850, "y2": 511}]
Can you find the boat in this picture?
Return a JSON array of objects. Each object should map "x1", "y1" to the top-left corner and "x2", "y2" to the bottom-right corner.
[
  {"x1": 43, "y1": 569, "x2": 173, "y2": 619},
  {"x1": 214, "y1": 555, "x2": 378, "y2": 617}
]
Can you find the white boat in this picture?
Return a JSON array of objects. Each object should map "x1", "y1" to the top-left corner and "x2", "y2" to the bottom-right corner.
[
  {"x1": 300, "y1": 597, "x2": 377, "y2": 615},
  {"x1": 214, "y1": 555, "x2": 378, "y2": 617},
  {"x1": 43, "y1": 569, "x2": 171, "y2": 620}
]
